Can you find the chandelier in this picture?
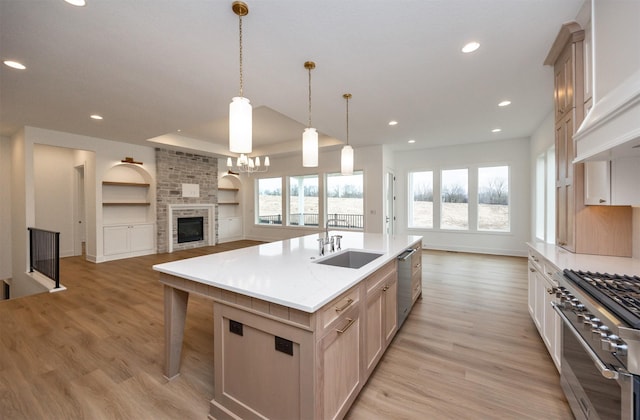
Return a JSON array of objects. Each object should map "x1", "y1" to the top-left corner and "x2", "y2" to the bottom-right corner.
[{"x1": 227, "y1": 154, "x2": 269, "y2": 175}]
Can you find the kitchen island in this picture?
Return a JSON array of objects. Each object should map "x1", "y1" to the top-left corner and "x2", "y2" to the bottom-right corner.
[{"x1": 153, "y1": 231, "x2": 422, "y2": 420}]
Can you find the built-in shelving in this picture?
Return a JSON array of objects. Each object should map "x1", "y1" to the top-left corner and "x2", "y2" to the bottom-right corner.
[
  {"x1": 218, "y1": 174, "x2": 242, "y2": 242},
  {"x1": 103, "y1": 202, "x2": 151, "y2": 206},
  {"x1": 101, "y1": 164, "x2": 155, "y2": 261},
  {"x1": 102, "y1": 181, "x2": 150, "y2": 187}
]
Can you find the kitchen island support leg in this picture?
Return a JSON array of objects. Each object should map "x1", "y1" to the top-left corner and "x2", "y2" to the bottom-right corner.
[{"x1": 164, "y1": 285, "x2": 189, "y2": 380}]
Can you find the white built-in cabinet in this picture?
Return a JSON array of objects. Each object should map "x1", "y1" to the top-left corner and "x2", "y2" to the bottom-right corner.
[
  {"x1": 584, "y1": 160, "x2": 611, "y2": 205},
  {"x1": 101, "y1": 164, "x2": 155, "y2": 261},
  {"x1": 218, "y1": 174, "x2": 242, "y2": 242},
  {"x1": 584, "y1": 158, "x2": 640, "y2": 206},
  {"x1": 527, "y1": 246, "x2": 561, "y2": 372}
]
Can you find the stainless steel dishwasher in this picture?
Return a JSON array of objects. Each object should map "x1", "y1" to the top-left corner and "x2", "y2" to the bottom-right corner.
[{"x1": 397, "y1": 248, "x2": 416, "y2": 328}]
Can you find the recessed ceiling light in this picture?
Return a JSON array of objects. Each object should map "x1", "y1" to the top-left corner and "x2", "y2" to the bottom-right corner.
[
  {"x1": 3, "y1": 60, "x2": 26, "y2": 70},
  {"x1": 461, "y1": 42, "x2": 480, "y2": 53},
  {"x1": 492, "y1": 128, "x2": 502, "y2": 133},
  {"x1": 90, "y1": 114, "x2": 103, "y2": 120},
  {"x1": 498, "y1": 100, "x2": 511, "y2": 107},
  {"x1": 388, "y1": 120, "x2": 398, "y2": 126},
  {"x1": 64, "y1": 0, "x2": 86, "y2": 6},
  {"x1": 408, "y1": 139, "x2": 416, "y2": 144}
]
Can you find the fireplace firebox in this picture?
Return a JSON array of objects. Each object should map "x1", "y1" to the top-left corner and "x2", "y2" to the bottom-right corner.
[{"x1": 177, "y1": 217, "x2": 204, "y2": 243}]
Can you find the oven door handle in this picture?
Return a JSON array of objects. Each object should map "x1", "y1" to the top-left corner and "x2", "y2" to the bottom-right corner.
[{"x1": 551, "y1": 302, "x2": 619, "y2": 380}]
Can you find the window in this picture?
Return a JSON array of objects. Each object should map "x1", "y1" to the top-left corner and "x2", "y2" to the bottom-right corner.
[
  {"x1": 534, "y1": 147, "x2": 556, "y2": 243},
  {"x1": 256, "y1": 177, "x2": 282, "y2": 225},
  {"x1": 478, "y1": 165, "x2": 510, "y2": 231},
  {"x1": 326, "y1": 171, "x2": 364, "y2": 229},
  {"x1": 440, "y1": 168, "x2": 468, "y2": 230},
  {"x1": 408, "y1": 171, "x2": 433, "y2": 228},
  {"x1": 287, "y1": 175, "x2": 319, "y2": 227}
]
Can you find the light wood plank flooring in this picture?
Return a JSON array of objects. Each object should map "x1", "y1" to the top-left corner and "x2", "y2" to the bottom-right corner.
[{"x1": 0, "y1": 244, "x2": 572, "y2": 419}]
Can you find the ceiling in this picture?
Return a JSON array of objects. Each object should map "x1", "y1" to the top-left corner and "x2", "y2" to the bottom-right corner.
[{"x1": 0, "y1": 0, "x2": 584, "y2": 158}]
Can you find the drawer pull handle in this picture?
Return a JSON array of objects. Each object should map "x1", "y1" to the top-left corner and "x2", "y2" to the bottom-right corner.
[
  {"x1": 529, "y1": 268, "x2": 536, "y2": 272},
  {"x1": 382, "y1": 285, "x2": 389, "y2": 292},
  {"x1": 335, "y1": 298, "x2": 354, "y2": 313},
  {"x1": 336, "y1": 318, "x2": 355, "y2": 334}
]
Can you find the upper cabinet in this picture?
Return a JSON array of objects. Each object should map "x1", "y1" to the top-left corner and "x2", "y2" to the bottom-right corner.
[{"x1": 545, "y1": 21, "x2": 632, "y2": 257}]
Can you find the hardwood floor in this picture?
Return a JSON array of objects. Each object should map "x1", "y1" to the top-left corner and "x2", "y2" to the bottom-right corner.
[{"x1": 0, "y1": 245, "x2": 572, "y2": 419}]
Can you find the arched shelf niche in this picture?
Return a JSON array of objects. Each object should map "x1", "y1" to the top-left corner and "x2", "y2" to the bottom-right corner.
[{"x1": 218, "y1": 173, "x2": 242, "y2": 242}]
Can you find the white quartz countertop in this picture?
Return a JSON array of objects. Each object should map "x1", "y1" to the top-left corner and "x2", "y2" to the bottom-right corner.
[
  {"x1": 527, "y1": 241, "x2": 640, "y2": 276},
  {"x1": 153, "y1": 231, "x2": 422, "y2": 313}
]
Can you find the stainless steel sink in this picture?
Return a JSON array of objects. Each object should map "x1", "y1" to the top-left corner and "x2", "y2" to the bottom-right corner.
[{"x1": 314, "y1": 250, "x2": 384, "y2": 269}]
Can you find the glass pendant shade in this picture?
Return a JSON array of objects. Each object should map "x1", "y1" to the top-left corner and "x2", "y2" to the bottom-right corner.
[
  {"x1": 229, "y1": 96, "x2": 252, "y2": 153},
  {"x1": 341, "y1": 145, "x2": 354, "y2": 175},
  {"x1": 302, "y1": 127, "x2": 319, "y2": 167}
]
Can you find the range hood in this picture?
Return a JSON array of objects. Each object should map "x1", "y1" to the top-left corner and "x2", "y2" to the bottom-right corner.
[{"x1": 574, "y1": 68, "x2": 640, "y2": 162}]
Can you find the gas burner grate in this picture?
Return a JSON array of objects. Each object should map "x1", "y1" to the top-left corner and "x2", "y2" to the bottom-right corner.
[{"x1": 564, "y1": 269, "x2": 640, "y2": 329}]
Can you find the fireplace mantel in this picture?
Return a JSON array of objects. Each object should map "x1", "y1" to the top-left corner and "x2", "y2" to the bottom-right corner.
[{"x1": 167, "y1": 204, "x2": 215, "y2": 253}]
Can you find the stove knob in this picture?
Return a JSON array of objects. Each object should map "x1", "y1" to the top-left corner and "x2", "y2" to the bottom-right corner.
[
  {"x1": 602, "y1": 334, "x2": 618, "y2": 351},
  {"x1": 575, "y1": 303, "x2": 585, "y2": 312},
  {"x1": 593, "y1": 325, "x2": 609, "y2": 340},
  {"x1": 577, "y1": 312, "x2": 591, "y2": 321},
  {"x1": 612, "y1": 342, "x2": 628, "y2": 356}
]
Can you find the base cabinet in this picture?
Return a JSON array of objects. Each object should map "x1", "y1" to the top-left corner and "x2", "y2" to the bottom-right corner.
[
  {"x1": 317, "y1": 304, "x2": 362, "y2": 420},
  {"x1": 527, "y1": 247, "x2": 561, "y2": 371},
  {"x1": 364, "y1": 262, "x2": 398, "y2": 377},
  {"x1": 218, "y1": 216, "x2": 242, "y2": 243},
  {"x1": 410, "y1": 243, "x2": 422, "y2": 302},
  {"x1": 103, "y1": 223, "x2": 154, "y2": 259},
  {"x1": 206, "y1": 255, "x2": 415, "y2": 420}
]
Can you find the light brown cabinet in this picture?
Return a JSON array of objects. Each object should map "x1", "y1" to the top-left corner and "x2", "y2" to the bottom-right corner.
[
  {"x1": 364, "y1": 261, "x2": 397, "y2": 377},
  {"x1": 317, "y1": 301, "x2": 362, "y2": 420},
  {"x1": 410, "y1": 243, "x2": 422, "y2": 303},
  {"x1": 545, "y1": 22, "x2": 631, "y2": 257},
  {"x1": 198, "y1": 251, "x2": 420, "y2": 420}
]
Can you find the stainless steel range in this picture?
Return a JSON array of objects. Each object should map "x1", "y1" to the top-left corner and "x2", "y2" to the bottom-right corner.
[{"x1": 554, "y1": 269, "x2": 640, "y2": 419}]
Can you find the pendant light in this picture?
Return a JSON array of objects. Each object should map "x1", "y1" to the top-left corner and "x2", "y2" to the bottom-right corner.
[
  {"x1": 229, "y1": 1, "x2": 252, "y2": 154},
  {"x1": 341, "y1": 93, "x2": 354, "y2": 175},
  {"x1": 302, "y1": 61, "x2": 318, "y2": 167}
]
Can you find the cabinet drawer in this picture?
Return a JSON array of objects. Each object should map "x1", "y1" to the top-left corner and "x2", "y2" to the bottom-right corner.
[
  {"x1": 365, "y1": 260, "x2": 397, "y2": 294},
  {"x1": 528, "y1": 250, "x2": 543, "y2": 271},
  {"x1": 317, "y1": 286, "x2": 361, "y2": 336}
]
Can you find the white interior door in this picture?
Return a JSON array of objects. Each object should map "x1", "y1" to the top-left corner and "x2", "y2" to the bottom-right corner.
[{"x1": 74, "y1": 165, "x2": 86, "y2": 256}]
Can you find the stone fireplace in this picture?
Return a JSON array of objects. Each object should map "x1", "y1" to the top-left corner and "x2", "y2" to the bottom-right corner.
[{"x1": 156, "y1": 148, "x2": 218, "y2": 253}]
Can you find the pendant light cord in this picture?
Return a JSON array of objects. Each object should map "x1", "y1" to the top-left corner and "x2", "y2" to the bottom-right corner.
[
  {"x1": 308, "y1": 66, "x2": 312, "y2": 128},
  {"x1": 239, "y1": 13, "x2": 243, "y2": 97},
  {"x1": 345, "y1": 95, "x2": 350, "y2": 146}
]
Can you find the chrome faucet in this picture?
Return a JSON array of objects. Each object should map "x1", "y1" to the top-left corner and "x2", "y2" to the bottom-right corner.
[
  {"x1": 325, "y1": 218, "x2": 348, "y2": 239},
  {"x1": 322, "y1": 218, "x2": 348, "y2": 254}
]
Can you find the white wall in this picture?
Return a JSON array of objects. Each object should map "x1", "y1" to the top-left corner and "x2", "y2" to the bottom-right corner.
[
  {"x1": 241, "y1": 145, "x2": 385, "y2": 242},
  {"x1": 9, "y1": 127, "x2": 156, "y2": 280},
  {"x1": 393, "y1": 138, "x2": 531, "y2": 256},
  {"x1": 0, "y1": 136, "x2": 12, "y2": 283},
  {"x1": 33, "y1": 145, "x2": 76, "y2": 257},
  {"x1": 593, "y1": 0, "x2": 640, "y2": 102}
]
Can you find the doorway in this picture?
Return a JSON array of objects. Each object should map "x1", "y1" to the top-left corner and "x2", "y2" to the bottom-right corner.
[
  {"x1": 74, "y1": 165, "x2": 86, "y2": 256},
  {"x1": 385, "y1": 171, "x2": 395, "y2": 235}
]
